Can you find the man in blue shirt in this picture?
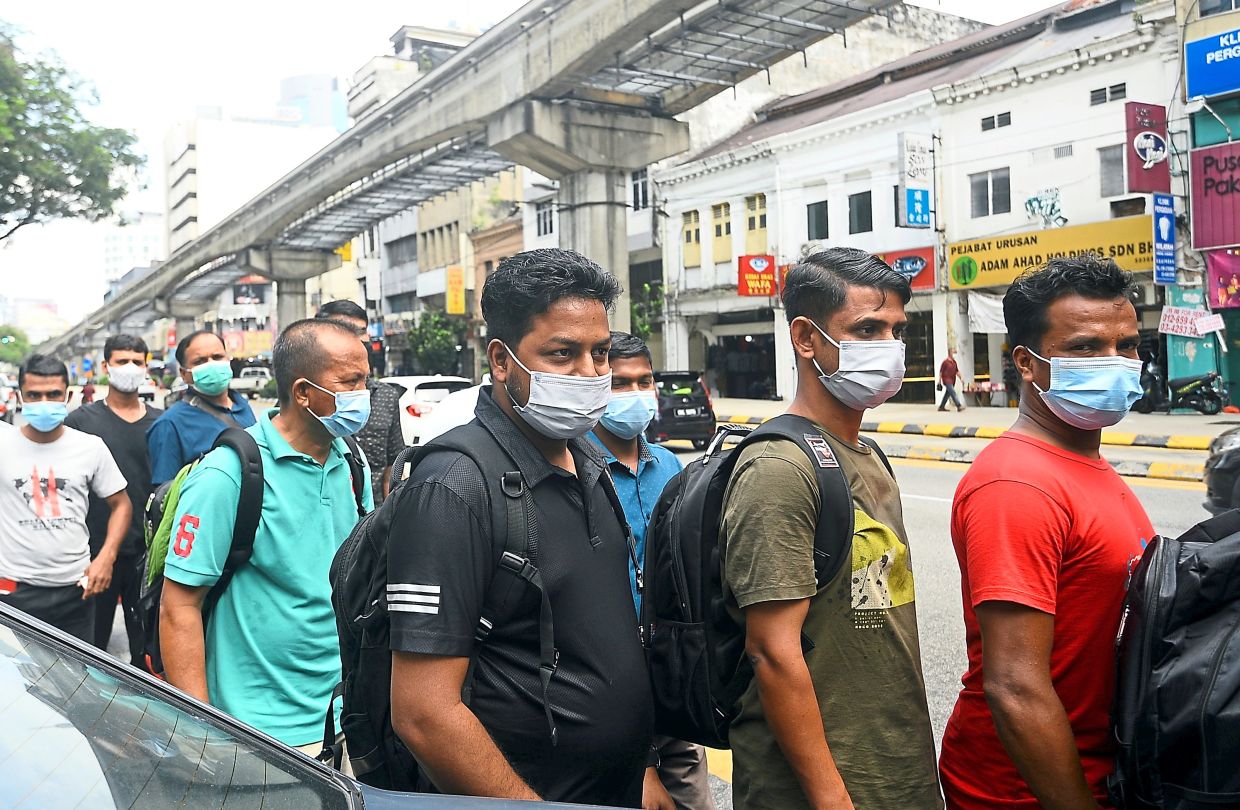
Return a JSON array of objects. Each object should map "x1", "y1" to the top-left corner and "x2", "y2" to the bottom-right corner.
[
  {"x1": 159, "y1": 318, "x2": 372, "y2": 757},
  {"x1": 589, "y1": 332, "x2": 716, "y2": 810},
  {"x1": 147, "y1": 330, "x2": 256, "y2": 485}
]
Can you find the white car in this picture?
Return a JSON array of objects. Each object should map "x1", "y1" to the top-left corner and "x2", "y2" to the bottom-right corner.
[
  {"x1": 138, "y1": 376, "x2": 160, "y2": 403},
  {"x1": 380, "y1": 375, "x2": 473, "y2": 445}
]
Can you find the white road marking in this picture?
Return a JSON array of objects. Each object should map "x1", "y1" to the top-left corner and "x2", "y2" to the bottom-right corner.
[{"x1": 902, "y1": 493, "x2": 952, "y2": 503}]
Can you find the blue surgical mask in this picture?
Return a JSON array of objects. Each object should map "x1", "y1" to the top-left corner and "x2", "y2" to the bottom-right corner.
[
  {"x1": 305, "y1": 380, "x2": 372, "y2": 438},
  {"x1": 23, "y1": 401, "x2": 69, "y2": 433},
  {"x1": 1025, "y1": 348, "x2": 1143, "y2": 430},
  {"x1": 600, "y1": 390, "x2": 658, "y2": 440}
]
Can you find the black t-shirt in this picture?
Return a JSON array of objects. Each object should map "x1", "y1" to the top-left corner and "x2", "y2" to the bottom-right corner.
[
  {"x1": 65, "y1": 400, "x2": 162, "y2": 558},
  {"x1": 387, "y1": 388, "x2": 653, "y2": 806}
]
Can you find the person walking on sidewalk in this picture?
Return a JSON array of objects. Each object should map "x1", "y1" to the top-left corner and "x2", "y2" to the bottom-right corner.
[
  {"x1": 0, "y1": 354, "x2": 131, "y2": 641},
  {"x1": 64, "y1": 335, "x2": 162, "y2": 664},
  {"x1": 159, "y1": 319, "x2": 373, "y2": 754},
  {"x1": 938, "y1": 349, "x2": 966, "y2": 412},
  {"x1": 939, "y1": 255, "x2": 1154, "y2": 809},
  {"x1": 720, "y1": 247, "x2": 942, "y2": 810},
  {"x1": 147, "y1": 330, "x2": 256, "y2": 485},
  {"x1": 588, "y1": 331, "x2": 715, "y2": 810}
]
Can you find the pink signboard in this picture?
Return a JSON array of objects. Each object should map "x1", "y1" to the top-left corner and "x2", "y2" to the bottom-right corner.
[
  {"x1": 1125, "y1": 102, "x2": 1171, "y2": 194},
  {"x1": 1208, "y1": 249, "x2": 1240, "y2": 309},
  {"x1": 1191, "y1": 141, "x2": 1240, "y2": 251}
]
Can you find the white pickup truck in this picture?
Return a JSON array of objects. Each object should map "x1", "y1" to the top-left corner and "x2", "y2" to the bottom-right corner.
[{"x1": 229, "y1": 367, "x2": 272, "y2": 399}]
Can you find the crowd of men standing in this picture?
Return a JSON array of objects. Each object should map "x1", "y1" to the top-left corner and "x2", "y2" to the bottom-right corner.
[{"x1": 0, "y1": 246, "x2": 1154, "y2": 810}]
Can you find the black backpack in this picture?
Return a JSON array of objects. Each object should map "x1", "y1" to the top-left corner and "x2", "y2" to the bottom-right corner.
[
  {"x1": 329, "y1": 422, "x2": 636, "y2": 789},
  {"x1": 1110, "y1": 509, "x2": 1240, "y2": 809},
  {"x1": 139, "y1": 428, "x2": 365, "y2": 678},
  {"x1": 641, "y1": 414, "x2": 890, "y2": 749}
]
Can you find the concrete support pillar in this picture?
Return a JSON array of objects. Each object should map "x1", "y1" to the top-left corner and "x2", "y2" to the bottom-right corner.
[
  {"x1": 237, "y1": 248, "x2": 341, "y2": 333},
  {"x1": 488, "y1": 100, "x2": 689, "y2": 335},
  {"x1": 988, "y1": 333, "x2": 1006, "y2": 407},
  {"x1": 664, "y1": 308, "x2": 691, "y2": 372},
  {"x1": 174, "y1": 317, "x2": 197, "y2": 343},
  {"x1": 558, "y1": 169, "x2": 632, "y2": 331},
  {"x1": 275, "y1": 279, "x2": 308, "y2": 335},
  {"x1": 773, "y1": 310, "x2": 797, "y2": 401}
]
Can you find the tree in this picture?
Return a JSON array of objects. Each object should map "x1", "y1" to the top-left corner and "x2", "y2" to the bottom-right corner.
[
  {"x1": 0, "y1": 325, "x2": 30, "y2": 365},
  {"x1": 407, "y1": 308, "x2": 461, "y2": 375},
  {"x1": 630, "y1": 282, "x2": 664, "y2": 342},
  {"x1": 0, "y1": 26, "x2": 143, "y2": 242}
]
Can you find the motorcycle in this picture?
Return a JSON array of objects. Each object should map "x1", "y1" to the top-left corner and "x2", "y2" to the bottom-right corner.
[{"x1": 1133, "y1": 361, "x2": 1228, "y2": 415}]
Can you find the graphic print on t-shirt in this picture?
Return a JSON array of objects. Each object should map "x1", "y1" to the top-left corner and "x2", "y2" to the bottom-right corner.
[
  {"x1": 850, "y1": 508, "x2": 915, "y2": 629},
  {"x1": 12, "y1": 466, "x2": 80, "y2": 528}
]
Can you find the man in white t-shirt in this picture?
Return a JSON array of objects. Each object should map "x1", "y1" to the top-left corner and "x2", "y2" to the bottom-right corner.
[{"x1": 0, "y1": 354, "x2": 131, "y2": 641}]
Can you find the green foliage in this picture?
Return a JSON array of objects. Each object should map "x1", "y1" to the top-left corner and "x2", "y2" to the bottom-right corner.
[
  {"x1": 0, "y1": 324, "x2": 30, "y2": 364},
  {"x1": 261, "y1": 378, "x2": 278, "y2": 399},
  {"x1": 630, "y1": 282, "x2": 663, "y2": 342},
  {"x1": 407, "y1": 308, "x2": 461, "y2": 375},
  {"x1": 0, "y1": 27, "x2": 144, "y2": 241}
]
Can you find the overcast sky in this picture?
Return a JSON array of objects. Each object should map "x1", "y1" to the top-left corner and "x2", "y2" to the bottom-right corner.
[{"x1": 1, "y1": 0, "x2": 1058, "y2": 324}]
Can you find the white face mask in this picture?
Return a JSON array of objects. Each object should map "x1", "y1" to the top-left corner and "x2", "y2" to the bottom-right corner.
[
  {"x1": 106, "y1": 363, "x2": 147, "y2": 394},
  {"x1": 809, "y1": 321, "x2": 906, "y2": 412},
  {"x1": 504, "y1": 345, "x2": 612, "y2": 440}
]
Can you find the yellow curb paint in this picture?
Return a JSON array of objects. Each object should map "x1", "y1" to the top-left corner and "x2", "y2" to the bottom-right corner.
[
  {"x1": 705, "y1": 748, "x2": 733, "y2": 783},
  {"x1": 876, "y1": 421, "x2": 907, "y2": 433},
  {"x1": 725, "y1": 415, "x2": 752, "y2": 424},
  {"x1": 923, "y1": 423, "x2": 955, "y2": 437},
  {"x1": 1146, "y1": 462, "x2": 1206, "y2": 481},
  {"x1": 975, "y1": 427, "x2": 1005, "y2": 439},
  {"x1": 1101, "y1": 432, "x2": 1137, "y2": 446},
  {"x1": 1166, "y1": 436, "x2": 1211, "y2": 451},
  {"x1": 906, "y1": 447, "x2": 952, "y2": 461}
]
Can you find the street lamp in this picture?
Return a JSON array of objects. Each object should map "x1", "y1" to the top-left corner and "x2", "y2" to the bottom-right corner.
[{"x1": 1186, "y1": 96, "x2": 1234, "y2": 143}]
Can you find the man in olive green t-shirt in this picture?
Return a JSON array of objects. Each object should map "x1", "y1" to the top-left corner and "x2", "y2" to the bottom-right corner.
[{"x1": 719, "y1": 247, "x2": 942, "y2": 810}]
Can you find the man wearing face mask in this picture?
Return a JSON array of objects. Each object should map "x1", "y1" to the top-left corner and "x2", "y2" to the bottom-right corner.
[
  {"x1": 720, "y1": 248, "x2": 942, "y2": 810},
  {"x1": 146, "y1": 330, "x2": 256, "y2": 486},
  {"x1": 387, "y1": 249, "x2": 654, "y2": 806},
  {"x1": 939, "y1": 256, "x2": 1154, "y2": 810},
  {"x1": 588, "y1": 331, "x2": 715, "y2": 810},
  {"x1": 64, "y1": 334, "x2": 162, "y2": 662},
  {"x1": 0, "y1": 354, "x2": 131, "y2": 642},
  {"x1": 159, "y1": 319, "x2": 372, "y2": 751}
]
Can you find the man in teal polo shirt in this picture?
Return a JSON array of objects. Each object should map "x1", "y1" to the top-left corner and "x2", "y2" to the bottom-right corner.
[{"x1": 159, "y1": 319, "x2": 373, "y2": 756}]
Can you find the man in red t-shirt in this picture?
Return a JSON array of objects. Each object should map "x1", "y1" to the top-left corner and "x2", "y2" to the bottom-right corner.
[
  {"x1": 939, "y1": 255, "x2": 1154, "y2": 810},
  {"x1": 938, "y1": 350, "x2": 965, "y2": 411}
]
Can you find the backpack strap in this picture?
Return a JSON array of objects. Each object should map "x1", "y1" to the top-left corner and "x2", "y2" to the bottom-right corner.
[
  {"x1": 201, "y1": 427, "x2": 264, "y2": 619},
  {"x1": 187, "y1": 394, "x2": 242, "y2": 429},
  {"x1": 341, "y1": 435, "x2": 368, "y2": 518},
  {"x1": 405, "y1": 423, "x2": 559, "y2": 745},
  {"x1": 741, "y1": 414, "x2": 856, "y2": 590}
]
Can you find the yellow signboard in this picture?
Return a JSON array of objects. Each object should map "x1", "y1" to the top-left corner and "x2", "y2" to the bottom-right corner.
[
  {"x1": 446, "y1": 266, "x2": 466, "y2": 315},
  {"x1": 948, "y1": 215, "x2": 1154, "y2": 289}
]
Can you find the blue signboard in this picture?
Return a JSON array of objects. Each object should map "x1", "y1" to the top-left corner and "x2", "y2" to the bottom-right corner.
[
  {"x1": 1153, "y1": 192, "x2": 1176, "y2": 286},
  {"x1": 1186, "y1": 27, "x2": 1240, "y2": 100},
  {"x1": 903, "y1": 188, "x2": 931, "y2": 228},
  {"x1": 82, "y1": 357, "x2": 93, "y2": 372}
]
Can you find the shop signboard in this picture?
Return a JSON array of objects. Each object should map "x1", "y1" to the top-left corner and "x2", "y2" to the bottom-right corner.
[
  {"x1": 1167, "y1": 285, "x2": 1219, "y2": 382},
  {"x1": 1152, "y1": 192, "x2": 1176, "y2": 285},
  {"x1": 446, "y1": 266, "x2": 467, "y2": 315},
  {"x1": 1125, "y1": 102, "x2": 1170, "y2": 194},
  {"x1": 878, "y1": 246, "x2": 936, "y2": 291},
  {"x1": 1160, "y1": 305, "x2": 1208, "y2": 338},
  {"x1": 1186, "y1": 26, "x2": 1240, "y2": 100},
  {"x1": 897, "y1": 132, "x2": 933, "y2": 229},
  {"x1": 1208, "y1": 249, "x2": 1240, "y2": 309},
  {"x1": 738, "y1": 255, "x2": 777, "y2": 296},
  {"x1": 948, "y1": 216, "x2": 1153, "y2": 289},
  {"x1": 1190, "y1": 141, "x2": 1240, "y2": 251}
]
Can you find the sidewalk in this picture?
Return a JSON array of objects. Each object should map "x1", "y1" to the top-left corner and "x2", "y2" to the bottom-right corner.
[
  {"x1": 712, "y1": 397, "x2": 1234, "y2": 451},
  {"x1": 701, "y1": 397, "x2": 1231, "y2": 481}
]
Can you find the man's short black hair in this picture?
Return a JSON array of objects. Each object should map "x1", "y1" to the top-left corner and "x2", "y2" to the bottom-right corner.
[
  {"x1": 103, "y1": 334, "x2": 149, "y2": 362},
  {"x1": 481, "y1": 248, "x2": 622, "y2": 346},
  {"x1": 272, "y1": 318, "x2": 359, "y2": 404},
  {"x1": 19, "y1": 353, "x2": 69, "y2": 389},
  {"x1": 175, "y1": 329, "x2": 224, "y2": 366},
  {"x1": 1003, "y1": 254, "x2": 1139, "y2": 353},
  {"x1": 316, "y1": 299, "x2": 368, "y2": 325},
  {"x1": 609, "y1": 331, "x2": 652, "y2": 367},
  {"x1": 782, "y1": 247, "x2": 911, "y2": 323}
]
